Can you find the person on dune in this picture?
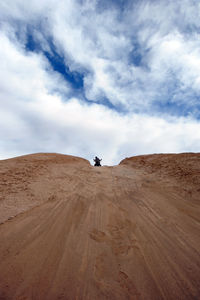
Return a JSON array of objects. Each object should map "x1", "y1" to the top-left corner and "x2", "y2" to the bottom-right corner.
[{"x1": 93, "y1": 156, "x2": 102, "y2": 167}]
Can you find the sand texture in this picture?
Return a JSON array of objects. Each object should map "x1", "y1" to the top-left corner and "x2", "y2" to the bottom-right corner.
[{"x1": 0, "y1": 152, "x2": 200, "y2": 300}]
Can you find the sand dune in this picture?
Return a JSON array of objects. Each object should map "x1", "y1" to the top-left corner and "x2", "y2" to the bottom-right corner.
[{"x1": 0, "y1": 153, "x2": 200, "y2": 299}]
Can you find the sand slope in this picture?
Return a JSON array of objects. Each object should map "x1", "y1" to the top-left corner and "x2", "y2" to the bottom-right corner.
[{"x1": 0, "y1": 153, "x2": 200, "y2": 300}]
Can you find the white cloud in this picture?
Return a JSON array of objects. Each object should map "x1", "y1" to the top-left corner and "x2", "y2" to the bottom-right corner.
[
  {"x1": 2, "y1": 0, "x2": 200, "y2": 110},
  {"x1": 0, "y1": 0, "x2": 200, "y2": 164}
]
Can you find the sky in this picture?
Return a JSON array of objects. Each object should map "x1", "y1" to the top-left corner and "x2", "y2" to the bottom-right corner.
[{"x1": 0, "y1": 0, "x2": 200, "y2": 165}]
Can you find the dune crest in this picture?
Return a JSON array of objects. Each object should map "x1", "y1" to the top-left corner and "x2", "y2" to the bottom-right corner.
[{"x1": 0, "y1": 153, "x2": 200, "y2": 299}]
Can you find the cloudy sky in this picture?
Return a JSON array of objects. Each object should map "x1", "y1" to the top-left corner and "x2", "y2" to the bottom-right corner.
[{"x1": 0, "y1": 0, "x2": 200, "y2": 165}]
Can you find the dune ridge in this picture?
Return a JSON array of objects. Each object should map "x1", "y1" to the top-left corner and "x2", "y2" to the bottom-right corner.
[{"x1": 0, "y1": 152, "x2": 200, "y2": 299}]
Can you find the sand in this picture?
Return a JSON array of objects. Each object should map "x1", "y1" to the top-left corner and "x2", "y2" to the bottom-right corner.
[{"x1": 0, "y1": 152, "x2": 200, "y2": 299}]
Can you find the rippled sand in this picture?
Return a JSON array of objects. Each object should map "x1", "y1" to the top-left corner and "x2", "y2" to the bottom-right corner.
[{"x1": 0, "y1": 153, "x2": 200, "y2": 299}]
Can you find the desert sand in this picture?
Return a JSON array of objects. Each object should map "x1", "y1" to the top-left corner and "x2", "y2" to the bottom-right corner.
[{"x1": 0, "y1": 152, "x2": 200, "y2": 300}]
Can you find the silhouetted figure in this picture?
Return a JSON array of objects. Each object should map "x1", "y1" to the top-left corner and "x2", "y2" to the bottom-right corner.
[{"x1": 94, "y1": 156, "x2": 102, "y2": 167}]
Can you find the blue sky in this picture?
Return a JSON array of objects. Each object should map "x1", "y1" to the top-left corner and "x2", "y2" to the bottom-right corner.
[{"x1": 0, "y1": 0, "x2": 200, "y2": 164}]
